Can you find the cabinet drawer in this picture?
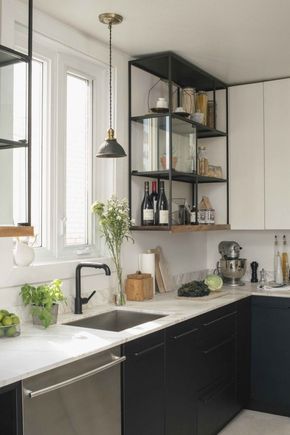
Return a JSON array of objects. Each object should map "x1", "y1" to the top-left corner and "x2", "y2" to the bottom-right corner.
[
  {"x1": 197, "y1": 334, "x2": 236, "y2": 389},
  {"x1": 197, "y1": 379, "x2": 238, "y2": 435},
  {"x1": 198, "y1": 304, "x2": 237, "y2": 349},
  {"x1": 123, "y1": 330, "x2": 165, "y2": 360}
]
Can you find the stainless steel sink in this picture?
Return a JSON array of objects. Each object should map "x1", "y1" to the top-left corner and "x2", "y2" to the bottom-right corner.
[{"x1": 66, "y1": 310, "x2": 166, "y2": 332}]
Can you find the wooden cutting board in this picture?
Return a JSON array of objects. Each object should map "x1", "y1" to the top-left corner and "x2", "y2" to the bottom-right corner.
[{"x1": 176, "y1": 291, "x2": 229, "y2": 301}]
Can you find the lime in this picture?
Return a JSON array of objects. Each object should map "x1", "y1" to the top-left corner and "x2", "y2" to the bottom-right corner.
[
  {"x1": 5, "y1": 326, "x2": 17, "y2": 337},
  {"x1": 2, "y1": 316, "x2": 12, "y2": 326},
  {"x1": 0, "y1": 328, "x2": 5, "y2": 338},
  {"x1": 11, "y1": 315, "x2": 20, "y2": 325}
]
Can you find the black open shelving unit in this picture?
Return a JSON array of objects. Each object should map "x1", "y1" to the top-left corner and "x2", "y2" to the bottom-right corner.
[
  {"x1": 0, "y1": 0, "x2": 33, "y2": 235},
  {"x1": 128, "y1": 51, "x2": 230, "y2": 232}
]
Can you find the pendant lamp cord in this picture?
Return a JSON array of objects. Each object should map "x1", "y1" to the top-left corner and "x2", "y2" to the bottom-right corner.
[{"x1": 109, "y1": 23, "x2": 112, "y2": 130}]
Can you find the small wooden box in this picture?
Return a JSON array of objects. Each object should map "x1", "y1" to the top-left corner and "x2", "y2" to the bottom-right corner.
[{"x1": 125, "y1": 272, "x2": 153, "y2": 301}]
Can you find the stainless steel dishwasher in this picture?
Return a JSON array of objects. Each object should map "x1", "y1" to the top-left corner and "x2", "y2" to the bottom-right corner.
[{"x1": 22, "y1": 347, "x2": 125, "y2": 435}]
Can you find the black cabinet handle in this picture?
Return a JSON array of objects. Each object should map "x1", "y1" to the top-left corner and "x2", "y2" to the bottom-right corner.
[
  {"x1": 203, "y1": 335, "x2": 235, "y2": 355},
  {"x1": 202, "y1": 311, "x2": 237, "y2": 327},
  {"x1": 134, "y1": 342, "x2": 164, "y2": 357},
  {"x1": 171, "y1": 328, "x2": 199, "y2": 340},
  {"x1": 201, "y1": 380, "x2": 234, "y2": 404}
]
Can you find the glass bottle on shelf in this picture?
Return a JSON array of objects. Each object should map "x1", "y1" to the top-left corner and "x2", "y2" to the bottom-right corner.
[
  {"x1": 157, "y1": 181, "x2": 168, "y2": 225},
  {"x1": 190, "y1": 204, "x2": 197, "y2": 225},
  {"x1": 198, "y1": 146, "x2": 209, "y2": 176},
  {"x1": 141, "y1": 181, "x2": 154, "y2": 226},
  {"x1": 196, "y1": 91, "x2": 208, "y2": 125},
  {"x1": 182, "y1": 87, "x2": 196, "y2": 115},
  {"x1": 150, "y1": 181, "x2": 159, "y2": 225}
]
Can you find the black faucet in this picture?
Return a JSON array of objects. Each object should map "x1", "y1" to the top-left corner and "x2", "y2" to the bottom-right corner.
[{"x1": 75, "y1": 262, "x2": 111, "y2": 314}]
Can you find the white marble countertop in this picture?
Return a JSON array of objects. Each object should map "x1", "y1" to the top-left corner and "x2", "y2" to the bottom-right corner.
[{"x1": 1, "y1": 282, "x2": 290, "y2": 388}]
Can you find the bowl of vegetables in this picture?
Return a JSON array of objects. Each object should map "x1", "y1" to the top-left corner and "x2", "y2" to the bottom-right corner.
[{"x1": 0, "y1": 310, "x2": 20, "y2": 338}]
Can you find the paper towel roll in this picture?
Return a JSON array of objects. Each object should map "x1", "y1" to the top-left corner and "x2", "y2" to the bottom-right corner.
[{"x1": 139, "y1": 252, "x2": 155, "y2": 294}]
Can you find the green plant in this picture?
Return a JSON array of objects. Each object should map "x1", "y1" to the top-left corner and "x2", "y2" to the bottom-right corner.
[
  {"x1": 91, "y1": 196, "x2": 133, "y2": 305},
  {"x1": 20, "y1": 279, "x2": 66, "y2": 328}
]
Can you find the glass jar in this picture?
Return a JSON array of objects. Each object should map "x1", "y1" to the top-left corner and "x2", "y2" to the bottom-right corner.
[
  {"x1": 205, "y1": 209, "x2": 215, "y2": 224},
  {"x1": 182, "y1": 87, "x2": 196, "y2": 115},
  {"x1": 198, "y1": 209, "x2": 206, "y2": 224},
  {"x1": 198, "y1": 146, "x2": 209, "y2": 176},
  {"x1": 196, "y1": 91, "x2": 208, "y2": 125},
  {"x1": 207, "y1": 100, "x2": 216, "y2": 129}
]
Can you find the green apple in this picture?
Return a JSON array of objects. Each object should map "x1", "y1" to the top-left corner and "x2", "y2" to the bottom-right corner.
[
  {"x1": 5, "y1": 326, "x2": 17, "y2": 337},
  {"x1": 11, "y1": 315, "x2": 20, "y2": 325},
  {"x1": 2, "y1": 316, "x2": 12, "y2": 326}
]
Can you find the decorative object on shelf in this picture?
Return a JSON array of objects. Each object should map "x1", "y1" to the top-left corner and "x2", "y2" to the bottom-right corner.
[
  {"x1": 196, "y1": 91, "x2": 208, "y2": 125},
  {"x1": 174, "y1": 107, "x2": 190, "y2": 118},
  {"x1": 13, "y1": 237, "x2": 36, "y2": 267},
  {"x1": 96, "y1": 13, "x2": 126, "y2": 158},
  {"x1": 156, "y1": 97, "x2": 168, "y2": 109},
  {"x1": 192, "y1": 110, "x2": 204, "y2": 124},
  {"x1": 160, "y1": 153, "x2": 177, "y2": 170},
  {"x1": 20, "y1": 280, "x2": 66, "y2": 328},
  {"x1": 0, "y1": 309, "x2": 20, "y2": 338},
  {"x1": 92, "y1": 196, "x2": 133, "y2": 305},
  {"x1": 125, "y1": 271, "x2": 153, "y2": 301},
  {"x1": 207, "y1": 164, "x2": 223, "y2": 178},
  {"x1": 198, "y1": 196, "x2": 215, "y2": 224}
]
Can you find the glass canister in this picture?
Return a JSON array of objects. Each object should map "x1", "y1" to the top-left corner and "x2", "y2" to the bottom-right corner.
[
  {"x1": 207, "y1": 100, "x2": 216, "y2": 128},
  {"x1": 182, "y1": 87, "x2": 196, "y2": 115},
  {"x1": 196, "y1": 91, "x2": 208, "y2": 125},
  {"x1": 198, "y1": 146, "x2": 209, "y2": 176}
]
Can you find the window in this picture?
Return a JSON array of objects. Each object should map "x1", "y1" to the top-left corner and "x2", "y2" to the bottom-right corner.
[{"x1": 65, "y1": 73, "x2": 91, "y2": 247}]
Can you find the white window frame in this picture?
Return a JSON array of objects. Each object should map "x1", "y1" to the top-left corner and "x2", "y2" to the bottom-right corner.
[{"x1": 55, "y1": 53, "x2": 108, "y2": 259}]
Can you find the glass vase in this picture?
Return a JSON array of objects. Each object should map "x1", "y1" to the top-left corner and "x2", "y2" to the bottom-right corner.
[{"x1": 114, "y1": 265, "x2": 126, "y2": 306}]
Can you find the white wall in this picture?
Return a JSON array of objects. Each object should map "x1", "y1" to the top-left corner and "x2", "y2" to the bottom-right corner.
[{"x1": 206, "y1": 230, "x2": 290, "y2": 280}]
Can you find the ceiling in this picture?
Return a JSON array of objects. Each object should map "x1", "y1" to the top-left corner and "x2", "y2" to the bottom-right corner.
[{"x1": 34, "y1": 0, "x2": 290, "y2": 84}]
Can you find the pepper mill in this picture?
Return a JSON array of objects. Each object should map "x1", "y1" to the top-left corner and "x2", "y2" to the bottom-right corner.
[{"x1": 251, "y1": 261, "x2": 259, "y2": 283}]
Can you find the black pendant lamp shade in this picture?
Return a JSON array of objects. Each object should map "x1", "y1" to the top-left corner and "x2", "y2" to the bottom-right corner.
[{"x1": 96, "y1": 13, "x2": 126, "y2": 158}]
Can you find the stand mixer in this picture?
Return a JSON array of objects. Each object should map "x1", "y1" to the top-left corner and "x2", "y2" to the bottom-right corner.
[{"x1": 217, "y1": 241, "x2": 247, "y2": 287}]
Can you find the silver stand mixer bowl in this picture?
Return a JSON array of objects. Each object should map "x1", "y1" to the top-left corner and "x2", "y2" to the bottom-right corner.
[{"x1": 218, "y1": 258, "x2": 247, "y2": 286}]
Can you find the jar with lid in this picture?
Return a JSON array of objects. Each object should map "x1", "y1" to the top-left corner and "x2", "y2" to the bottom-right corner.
[
  {"x1": 207, "y1": 100, "x2": 216, "y2": 129},
  {"x1": 196, "y1": 91, "x2": 208, "y2": 125},
  {"x1": 182, "y1": 87, "x2": 196, "y2": 115},
  {"x1": 198, "y1": 146, "x2": 209, "y2": 176}
]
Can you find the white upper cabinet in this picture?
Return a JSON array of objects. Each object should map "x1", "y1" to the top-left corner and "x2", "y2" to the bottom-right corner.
[
  {"x1": 229, "y1": 83, "x2": 265, "y2": 229},
  {"x1": 264, "y1": 78, "x2": 290, "y2": 229}
]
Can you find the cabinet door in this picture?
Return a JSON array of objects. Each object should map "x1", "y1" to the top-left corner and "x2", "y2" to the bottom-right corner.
[
  {"x1": 122, "y1": 331, "x2": 165, "y2": 435},
  {"x1": 229, "y1": 83, "x2": 264, "y2": 229},
  {"x1": 264, "y1": 78, "x2": 290, "y2": 229},
  {"x1": 0, "y1": 382, "x2": 22, "y2": 435},
  {"x1": 237, "y1": 297, "x2": 251, "y2": 408},
  {"x1": 251, "y1": 296, "x2": 290, "y2": 416},
  {"x1": 166, "y1": 319, "x2": 199, "y2": 435}
]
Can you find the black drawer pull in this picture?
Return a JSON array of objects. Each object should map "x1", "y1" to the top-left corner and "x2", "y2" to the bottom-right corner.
[
  {"x1": 202, "y1": 380, "x2": 234, "y2": 404},
  {"x1": 172, "y1": 328, "x2": 199, "y2": 340},
  {"x1": 134, "y1": 342, "x2": 164, "y2": 357},
  {"x1": 203, "y1": 335, "x2": 235, "y2": 355},
  {"x1": 202, "y1": 311, "x2": 237, "y2": 327}
]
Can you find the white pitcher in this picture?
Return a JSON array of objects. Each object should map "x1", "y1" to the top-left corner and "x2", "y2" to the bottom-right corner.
[{"x1": 13, "y1": 239, "x2": 35, "y2": 267}]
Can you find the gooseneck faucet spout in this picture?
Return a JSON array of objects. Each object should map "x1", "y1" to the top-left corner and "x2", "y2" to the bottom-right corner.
[{"x1": 75, "y1": 262, "x2": 111, "y2": 314}]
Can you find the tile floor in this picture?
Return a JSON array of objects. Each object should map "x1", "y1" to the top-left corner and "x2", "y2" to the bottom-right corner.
[{"x1": 219, "y1": 410, "x2": 290, "y2": 435}]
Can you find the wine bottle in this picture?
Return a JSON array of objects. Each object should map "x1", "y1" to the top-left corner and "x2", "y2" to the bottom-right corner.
[
  {"x1": 157, "y1": 181, "x2": 168, "y2": 225},
  {"x1": 141, "y1": 181, "x2": 154, "y2": 226},
  {"x1": 150, "y1": 181, "x2": 158, "y2": 225}
]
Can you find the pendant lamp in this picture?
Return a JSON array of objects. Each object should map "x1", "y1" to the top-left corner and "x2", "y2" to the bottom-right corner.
[{"x1": 96, "y1": 13, "x2": 126, "y2": 158}]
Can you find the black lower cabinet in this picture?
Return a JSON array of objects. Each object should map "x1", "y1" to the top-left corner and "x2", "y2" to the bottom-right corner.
[
  {"x1": 122, "y1": 330, "x2": 166, "y2": 435},
  {"x1": 122, "y1": 299, "x2": 249, "y2": 435},
  {"x1": 0, "y1": 382, "x2": 22, "y2": 435},
  {"x1": 250, "y1": 296, "x2": 290, "y2": 416},
  {"x1": 165, "y1": 318, "x2": 199, "y2": 435}
]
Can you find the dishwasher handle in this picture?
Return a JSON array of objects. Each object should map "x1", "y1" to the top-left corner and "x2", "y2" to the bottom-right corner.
[{"x1": 24, "y1": 354, "x2": 126, "y2": 399}]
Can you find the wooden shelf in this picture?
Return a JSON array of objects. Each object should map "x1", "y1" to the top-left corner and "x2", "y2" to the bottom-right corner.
[
  {"x1": 131, "y1": 224, "x2": 230, "y2": 233},
  {"x1": 0, "y1": 226, "x2": 34, "y2": 238}
]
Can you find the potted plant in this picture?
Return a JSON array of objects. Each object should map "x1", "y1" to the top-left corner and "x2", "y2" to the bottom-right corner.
[
  {"x1": 20, "y1": 279, "x2": 66, "y2": 328},
  {"x1": 92, "y1": 196, "x2": 133, "y2": 306}
]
